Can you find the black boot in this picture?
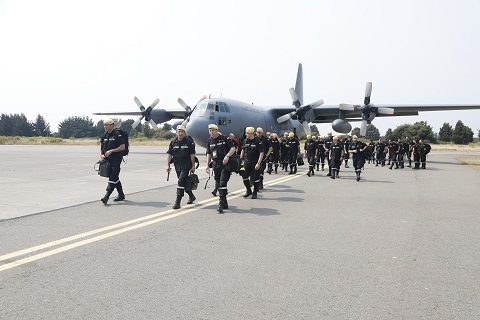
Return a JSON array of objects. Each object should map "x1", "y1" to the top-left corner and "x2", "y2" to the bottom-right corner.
[
  {"x1": 251, "y1": 182, "x2": 259, "y2": 199},
  {"x1": 243, "y1": 180, "x2": 253, "y2": 197},
  {"x1": 186, "y1": 191, "x2": 196, "y2": 204},
  {"x1": 172, "y1": 196, "x2": 182, "y2": 209},
  {"x1": 212, "y1": 182, "x2": 218, "y2": 196},
  {"x1": 274, "y1": 165, "x2": 278, "y2": 174},
  {"x1": 217, "y1": 197, "x2": 225, "y2": 214},
  {"x1": 113, "y1": 182, "x2": 125, "y2": 202},
  {"x1": 101, "y1": 184, "x2": 115, "y2": 205}
]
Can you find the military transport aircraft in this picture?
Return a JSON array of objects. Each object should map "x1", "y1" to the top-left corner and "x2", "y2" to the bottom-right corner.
[{"x1": 94, "y1": 64, "x2": 480, "y2": 149}]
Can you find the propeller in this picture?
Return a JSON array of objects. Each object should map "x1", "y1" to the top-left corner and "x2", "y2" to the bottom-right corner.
[
  {"x1": 177, "y1": 95, "x2": 207, "y2": 128},
  {"x1": 339, "y1": 82, "x2": 394, "y2": 136},
  {"x1": 131, "y1": 97, "x2": 160, "y2": 129},
  {"x1": 276, "y1": 87, "x2": 324, "y2": 135}
]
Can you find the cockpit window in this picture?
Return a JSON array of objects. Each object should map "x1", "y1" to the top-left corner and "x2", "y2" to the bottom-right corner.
[{"x1": 207, "y1": 103, "x2": 215, "y2": 111}]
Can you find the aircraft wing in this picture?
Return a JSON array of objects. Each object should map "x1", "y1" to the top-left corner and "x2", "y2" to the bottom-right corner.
[
  {"x1": 93, "y1": 111, "x2": 143, "y2": 116},
  {"x1": 309, "y1": 104, "x2": 480, "y2": 123}
]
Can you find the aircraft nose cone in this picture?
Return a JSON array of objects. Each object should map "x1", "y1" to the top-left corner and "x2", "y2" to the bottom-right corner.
[{"x1": 186, "y1": 118, "x2": 210, "y2": 149}]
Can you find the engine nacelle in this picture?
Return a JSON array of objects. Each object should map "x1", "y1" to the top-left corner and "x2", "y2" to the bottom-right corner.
[{"x1": 332, "y1": 119, "x2": 352, "y2": 134}]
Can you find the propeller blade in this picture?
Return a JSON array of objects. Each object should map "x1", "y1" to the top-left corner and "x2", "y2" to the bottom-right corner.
[
  {"x1": 307, "y1": 99, "x2": 324, "y2": 108},
  {"x1": 149, "y1": 98, "x2": 160, "y2": 109},
  {"x1": 378, "y1": 107, "x2": 394, "y2": 115},
  {"x1": 133, "y1": 97, "x2": 145, "y2": 111},
  {"x1": 364, "y1": 82, "x2": 372, "y2": 105},
  {"x1": 339, "y1": 103, "x2": 356, "y2": 111},
  {"x1": 277, "y1": 113, "x2": 292, "y2": 123},
  {"x1": 177, "y1": 98, "x2": 190, "y2": 112},
  {"x1": 149, "y1": 119, "x2": 157, "y2": 129},
  {"x1": 302, "y1": 121, "x2": 311, "y2": 135},
  {"x1": 196, "y1": 95, "x2": 207, "y2": 105},
  {"x1": 180, "y1": 118, "x2": 189, "y2": 128},
  {"x1": 289, "y1": 87, "x2": 299, "y2": 106},
  {"x1": 132, "y1": 117, "x2": 143, "y2": 129},
  {"x1": 360, "y1": 120, "x2": 368, "y2": 136}
]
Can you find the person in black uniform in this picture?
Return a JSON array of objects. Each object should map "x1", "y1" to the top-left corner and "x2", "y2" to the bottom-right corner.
[
  {"x1": 316, "y1": 135, "x2": 327, "y2": 171},
  {"x1": 419, "y1": 140, "x2": 429, "y2": 169},
  {"x1": 404, "y1": 136, "x2": 413, "y2": 168},
  {"x1": 268, "y1": 133, "x2": 281, "y2": 174},
  {"x1": 324, "y1": 131, "x2": 334, "y2": 176},
  {"x1": 240, "y1": 127, "x2": 264, "y2": 199},
  {"x1": 166, "y1": 125, "x2": 196, "y2": 210},
  {"x1": 255, "y1": 127, "x2": 271, "y2": 190},
  {"x1": 280, "y1": 132, "x2": 290, "y2": 171},
  {"x1": 329, "y1": 136, "x2": 343, "y2": 179},
  {"x1": 374, "y1": 138, "x2": 386, "y2": 167},
  {"x1": 412, "y1": 140, "x2": 421, "y2": 169},
  {"x1": 100, "y1": 118, "x2": 126, "y2": 205},
  {"x1": 388, "y1": 139, "x2": 398, "y2": 169},
  {"x1": 304, "y1": 134, "x2": 317, "y2": 177},
  {"x1": 396, "y1": 138, "x2": 405, "y2": 168},
  {"x1": 206, "y1": 124, "x2": 236, "y2": 213},
  {"x1": 349, "y1": 135, "x2": 368, "y2": 181},
  {"x1": 287, "y1": 132, "x2": 300, "y2": 174},
  {"x1": 343, "y1": 136, "x2": 351, "y2": 168}
]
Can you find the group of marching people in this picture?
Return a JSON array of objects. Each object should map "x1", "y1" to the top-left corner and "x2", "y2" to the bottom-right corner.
[{"x1": 163, "y1": 122, "x2": 432, "y2": 214}]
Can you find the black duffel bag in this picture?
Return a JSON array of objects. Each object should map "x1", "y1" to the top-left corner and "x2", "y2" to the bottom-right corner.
[
  {"x1": 297, "y1": 156, "x2": 304, "y2": 166},
  {"x1": 185, "y1": 173, "x2": 199, "y2": 191},
  {"x1": 94, "y1": 160, "x2": 111, "y2": 178},
  {"x1": 225, "y1": 154, "x2": 242, "y2": 173}
]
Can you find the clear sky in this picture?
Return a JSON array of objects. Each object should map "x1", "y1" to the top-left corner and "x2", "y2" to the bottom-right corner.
[{"x1": 1, "y1": 0, "x2": 479, "y2": 136}]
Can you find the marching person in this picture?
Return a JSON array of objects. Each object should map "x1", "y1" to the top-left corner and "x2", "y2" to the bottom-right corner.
[
  {"x1": 206, "y1": 124, "x2": 236, "y2": 214},
  {"x1": 324, "y1": 131, "x2": 334, "y2": 176},
  {"x1": 255, "y1": 127, "x2": 271, "y2": 190},
  {"x1": 343, "y1": 135, "x2": 352, "y2": 168},
  {"x1": 349, "y1": 135, "x2": 368, "y2": 181},
  {"x1": 316, "y1": 135, "x2": 327, "y2": 171},
  {"x1": 99, "y1": 118, "x2": 126, "y2": 205},
  {"x1": 329, "y1": 136, "x2": 343, "y2": 179},
  {"x1": 240, "y1": 127, "x2": 264, "y2": 199},
  {"x1": 304, "y1": 134, "x2": 317, "y2": 177},
  {"x1": 166, "y1": 125, "x2": 196, "y2": 210},
  {"x1": 374, "y1": 138, "x2": 387, "y2": 167},
  {"x1": 287, "y1": 132, "x2": 300, "y2": 174},
  {"x1": 280, "y1": 132, "x2": 290, "y2": 172},
  {"x1": 268, "y1": 133, "x2": 281, "y2": 174}
]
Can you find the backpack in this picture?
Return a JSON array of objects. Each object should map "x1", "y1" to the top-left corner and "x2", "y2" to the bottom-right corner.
[
  {"x1": 114, "y1": 128, "x2": 129, "y2": 156},
  {"x1": 425, "y1": 143, "x2": 431, "y2": 154}
]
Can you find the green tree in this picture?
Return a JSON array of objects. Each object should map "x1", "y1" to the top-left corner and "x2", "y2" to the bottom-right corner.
[
  {"x1": 451, "y1": 120, "x2": 473, "y2": 144},
  {"x1": 142, "y1": 122, "x2": 154, "y2": 138},
  {"x1": 365, "y1": 124, "x2": 380, "y2": 140},
  {"x1": 57, "y1": 116, "x2": 97, "y2": 138},
  {"x1": 309, "y1": 124, "x2": 319, "y2": 136},
  {"x1": 384, "y1": 128, "x2": 393, "y2": 141},
  {"x1": 33, "y1": 114, "x2": 51, "y2": 136},
  {"x1": 351, "y1": 127, "x2": 360, "y2": 137},
  {"x1": 0, "y1": 114, "x2": 13, "y2": 136},
  {"x1": 11, "y1": 113, "x2": 34, "y2": 136},
  {"x1": 120, "y1": 119, "x2": 135, "y2": 132},
  {"x1": 162, "y1": 123, "x2": 173, "y2": 131},
  {"x1": 438, "y1": 122, "x2": 452, "y2": 142}
]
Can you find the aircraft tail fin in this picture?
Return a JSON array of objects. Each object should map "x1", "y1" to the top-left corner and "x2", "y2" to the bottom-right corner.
[{"x1": 295, "y1": 63, "x2": 304, "y2": 106}]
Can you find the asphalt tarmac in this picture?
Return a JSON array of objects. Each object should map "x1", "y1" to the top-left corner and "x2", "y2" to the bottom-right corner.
[{"x1": 1, "y1": 145, "x2": 480, "y2": 319}]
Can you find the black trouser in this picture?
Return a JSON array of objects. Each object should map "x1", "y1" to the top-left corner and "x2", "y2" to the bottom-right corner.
[
  {"x1": 317, "y1": 153, "x2": 326, "y2": 169},
  {"x1": 106, "y1": 159, "x2": 122, "y2": 193},
  {"x1": 282, "y1": 151, "x2": 290, "y2": 170},
  {"x1": 288, "y1": 151, "x2": 298, "y2": 172},
  {"x1": 376, "y1": 152, "x2": 385, "y2": 166},
  {"x1": 398, "y1": 152, "x2": 405, "y2": 168},
  {"x1": 175, "y1": 161, "x2": 191, "y2": 197},
  {"x1": 268, "y1": 153, "x2": 279, "y2": 172},
  {"x1": 420, "y1": 153, "x2": 427, "y2": 168},
  {"x1": 330, "y1": 157, "x2": 341, "y2": 176},
  {"x1": 242, "y1": 161, "x2": 260, "y2": 193},
  {"x1": 406, "y1": 151, "x2": 412, "y2": 166},
  {"x1": 213, "y1": 161, "x2": 231, "y2": 197},
  {"x1": 413, "y1": 153, "x2": 421, "y2": 169},
  {"x1": 307, "y1": 153, "x2": 315, "y2": 173},
  {"x1": 353, "y1": 156, "x2": 364, "y2": 177}
]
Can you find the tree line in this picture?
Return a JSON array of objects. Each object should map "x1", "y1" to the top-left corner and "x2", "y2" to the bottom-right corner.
[{"x1": 0, "y1": 113, "x2": 477, "y2": 144}]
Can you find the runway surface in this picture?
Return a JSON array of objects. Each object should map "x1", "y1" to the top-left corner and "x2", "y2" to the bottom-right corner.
[{"x1": 1, "y1": 145, "x2": 479, "y2": 319}]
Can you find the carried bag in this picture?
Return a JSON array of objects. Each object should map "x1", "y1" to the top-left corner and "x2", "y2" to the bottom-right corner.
[
  {"x1": 94, "y1": 160, "x2": 111, "y2": 178},
  {"x1": 297, "y1": 156, "x2": 304, "y2": 166},
  {"x1": 225, "y1": 154, "x2": 242, "y2": 173},
  {"x1": 185, "y1": 173, "x2": 199, "y2": 191}
]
